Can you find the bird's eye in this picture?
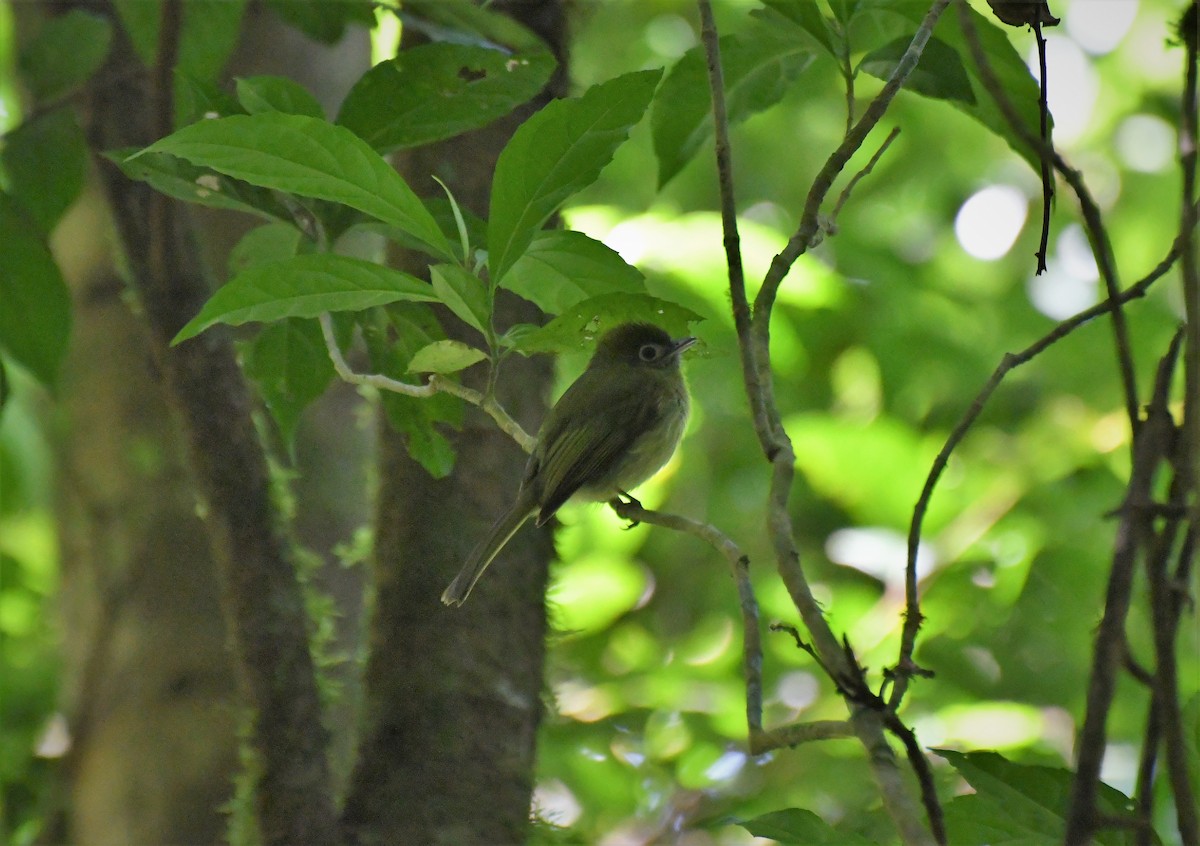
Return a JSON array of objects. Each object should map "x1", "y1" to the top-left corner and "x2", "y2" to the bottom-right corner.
[{"x1": 638, "y1": 344, "x2": 661, "y2": 362}]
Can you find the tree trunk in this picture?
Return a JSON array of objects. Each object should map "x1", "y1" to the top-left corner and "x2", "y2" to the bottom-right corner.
[{"x1": 341, "y1": 3, "x2": 568, "y2": 844}]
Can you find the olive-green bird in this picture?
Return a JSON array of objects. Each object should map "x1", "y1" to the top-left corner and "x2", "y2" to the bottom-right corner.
[{"x1": 441, "y1": 322, "x2": 696, "y2": 606}]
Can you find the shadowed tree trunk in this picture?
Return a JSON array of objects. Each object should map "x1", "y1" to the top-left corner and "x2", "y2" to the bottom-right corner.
[
  {"x1": 340, "y1": 2, "x2": 568, "y2": 843},
  {"x1": 45, "y1": 3, "x2": 369, "y2": 843}
]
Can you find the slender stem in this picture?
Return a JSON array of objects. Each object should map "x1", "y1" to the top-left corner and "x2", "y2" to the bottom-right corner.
[
  {"x1": 317, "y1": 313, "x2": 535, "y2": 452},
  {"x1": 956, "y1": 0, "x2": 1140, "y2": 432},
  {"x1": 1066, "y1": 337, "x2": 1182, "y2": 845},
  {"x1": 609, "y1": 498, "x2": 763, "y2": 737},
  {"x1": 754, "y1": 0, "x2": 952, "y2": 323},
  {"x1": 831, "y1": 126, "x2": 901, "y2": 226},
  {"x1": 1033, "y1": 20, "x2": 1053, "y2": 275},
  {"x1": 697, "y1": 0, "x2": 772, "y2": 451}
]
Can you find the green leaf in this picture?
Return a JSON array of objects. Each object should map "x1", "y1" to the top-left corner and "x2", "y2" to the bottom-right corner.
[
  {"x1": 228, "y1": 223, "x2": 305, "y2": 276},
  {"x1": 508, "y1": 293, "x2": 702, "y2": 355},
  {"x1": 1, "y1": 109, "x2": 87, "y2": 234},
  {"x1": 110, "y1": 149, "x2": 293, "y2": 222},
  {"x1": 135, "y1": 113, "x2": 455, "y2": 260},
  {"x1": 399, "y1": 0, "x2": 552, "y2": 53},
  {"x1": 236, "y1": 76, "x2": 325, "y2": 118},
  {"x1": 336, "y1": 43, "x2": 555, "y2": 153},
  {"x1": 361, "y1": 305, "x2": 461, "y2": 479},
  {"x1": 0, "y1": 195, "x2": 71, "y2": 388},
  {"x1": 177, "y1": 0, "x2": 248, "y2": 82},
  {"x1": 487, "y1": 69, "x2": 663, "y2": 286},
  {"x1": 757, "y1": 0, "x2": 837, "y2": 58},
  {"x1": 173, "y1": 254, "x2": 436, "y2": 343},
  {"x1": 502, "y1": 230, "x2": 644, "y2": 314},
  {"x1": 860, "y1": 35, "x2": 976, "y2": 105},
  {"x1": 385, "y1": 394, "x2": 459, "y2": 478},
  {"x1": 113, "y1": 0, "x2": 246, "y2": 82},
  {"x1": 652, "y1": 24, "x2": 816, "y2": 187},
  {"x1": 735, "y1": 809, "x2": 874, "y2": 845},
  {"x1": 430, "y1": 264, "x2": 491, "y2": 338},
  {"x1": 881, "y1": 5, "x2": 1048, "y2": 172},
  {"x1": 407, "y1": 340, "x2": 488, "y2": 374},
  {"x1": 936, "y1": 750, "x2": 1138, "y2": 846},
  {"x1": 266, "y1": 0, "x2": 374, "y2": 44},
  {"x1": 242, "y1": 318, "x2": 334, "y2": 447},
  {"x1": 17, "y1": 9, "x2": 112, "y2": 101}
]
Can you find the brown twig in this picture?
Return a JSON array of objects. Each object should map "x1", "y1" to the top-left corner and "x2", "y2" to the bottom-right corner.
[
  {"x1": 890, "y1": 236, "x2": 1184, "y2": 708},
  {"x1": 1032, "y1": 19, "x2": 1053, "y2": 274},
  {"x1": 609, "y1": 498, "x2": 764, "y2": 738},
  {"x1": 956, "y1": 0, "x2": 1140, "y2": 432},
  {"x1": 1065, "y1": 334, "x2": 1182, "y2": 845},
  {"x1": 831, "y1": 126, "x2": 902, "y2": 226},
  {"x1": 699, "y1": 2, "x2": 952, "y2": 842},
  {"x1": 697, "y1": 0, "x2": 773, "y2": 451}
]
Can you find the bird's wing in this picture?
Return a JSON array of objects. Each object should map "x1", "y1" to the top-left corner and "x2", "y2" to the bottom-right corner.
[{"x1": 533, "y1": 373, "x2": 665, "y2": 524}]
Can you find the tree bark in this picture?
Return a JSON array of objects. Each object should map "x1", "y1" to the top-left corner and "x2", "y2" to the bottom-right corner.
[
  {"x1": 341, "y1": 3, "x2": 568, "y2": 844},
  {"x1": 64, "y1": 4, "x2": 346, "y2": 844}
]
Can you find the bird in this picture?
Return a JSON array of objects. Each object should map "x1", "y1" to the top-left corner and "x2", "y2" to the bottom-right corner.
[{"x1": 441, "y1": 322, "x2": 696, "y2": 606}]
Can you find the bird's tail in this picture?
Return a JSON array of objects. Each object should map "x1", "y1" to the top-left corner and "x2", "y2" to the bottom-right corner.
[{"x1": 441, "y1": 500, "x2": 534, "y2": 606}]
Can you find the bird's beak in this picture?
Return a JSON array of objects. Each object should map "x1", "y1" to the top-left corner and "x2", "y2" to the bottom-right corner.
[{"x1": 673, "y1": 336, "x2": 698, "y2": 355}]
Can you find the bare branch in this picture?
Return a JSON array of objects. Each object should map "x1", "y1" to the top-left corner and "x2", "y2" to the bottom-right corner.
[
  {"x1": 892, "y1": 214, "x2": 1192, "y2": 709},
  {"x1": 317, "y1": 313, "x2": 535, "y2": 453},
  {"x1": 955, "y1": 0, "x2": 1140, "y2": 432},
  {"x1": 609, "y1": 498, "x2": 764, "y2": 736},
  {"x1": 754, "y1": 0, "x2": 953, "y2": 324},
  {"x1": 1066, "y1": 334, "x2": 1183, "y2": 845}
]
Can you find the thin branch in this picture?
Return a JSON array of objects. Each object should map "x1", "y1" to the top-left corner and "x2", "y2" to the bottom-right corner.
[
  {"x1": 697, "y1": 1, "x2": 950, "y2": 841},
  {"x1": 831, "y1": 126, "x2": 902, "y2": 226},
  {"x1": 1033, "y1": 19, "x2": 1053, "y2": 274},
  {"x1": 608, "y1": 498, "x2": 764, "y2": 737},
  {"x1": 697, "y1": 0, "x2": 773, "y2": 451},
  {"x1": 754, "y1": 0, "x2": 953, "y2": 324},
  {"x1": 956, "y1": 0, "x2": 1140, "y2": 432},
  {"x1": 317, "y1": 313, "x2": 535, "y2": 452},
  {"x1": 891, "y1": 210, "x2": 1192, "y2": 710},
  {"x1": 1179, "y1": 1, "x2": 1199, "y2": 509},
  {"x1": 1066, "y1": 335, "x2": 1182, "y2": 845},
  {"x1": 751, "y1": 721, "x2": 855, "y2": 751},
  {"x1": 881, "y1": 712, "x2": 947, "y2": 846}
]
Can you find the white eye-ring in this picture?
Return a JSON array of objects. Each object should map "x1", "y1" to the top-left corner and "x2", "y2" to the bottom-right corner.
[{"x1": 639, "y1": 343, "x2": 661, "y2": 362}]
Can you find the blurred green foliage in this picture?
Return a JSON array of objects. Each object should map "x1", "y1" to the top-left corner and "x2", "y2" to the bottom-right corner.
[
  {"x1": 0, "y1": 0, "x2": 1196, "y2": 844},
  {"x1": 533, "y1": 1, "x2": 1198, "y2": 842}
]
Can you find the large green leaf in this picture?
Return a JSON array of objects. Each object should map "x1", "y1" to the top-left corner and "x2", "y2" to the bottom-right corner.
[
  {"x1": 735, "y1": 809, "x2": 874, "y2": 845},
  {"x1": 860, "y1": 35, "x2": 975, "y2": 104},
  {"x1": 936, "y1": 750, "x2": 1138, "y2": 846},
  {"x1": 135, "y1": 113, "x2": 455, "y2": 260},
  {"x1": 507, "y1": 293, "x2": 702, "y2": 355},
  {"x1": 1, "y1": 109, "x2": 87, "y2": 235},
  {"x1": 487, "y1": 69, "x2": 663, "y2": 286},
  {"x1": 242, "y1": 318, "x2": 334, "y2": 447},
  {"x1": 173, "y1": 254, "x2": 436, "y2": 343},
  {"x1": 361, "y1": 305, "x2": 462, "y2": 479},
  {"x1": 0, "y1": 195, "x2": 70, "y2": 388},
  {"x1": 17, "y1": 9, "x2": 112, "y2": 101},
  {"x1": 111, "y1": 149, "x2": 294, "y2": 223},
  {"x1": 113, "y1": 0, "x2": 246, "y2": 82},
  {"x1": 430, "y1": 264, "x2": 491, "y2": 338},
  {"x1": 757, "y1": 0, "x2": 837, "y2": 58},
  {"x1": 235, "y1": 76, "x2": 325, "y2": 118},
  {"x1": 879, "y1": 4, "x2": 1048, "y2": 172},
  {"x1": 652, "y1": 24, "x2": 816, "y2": 187},
  {"x1": 337, "y1": 43, "x2": 555, "y2": 153},
  {"x1": 266, "y1": 0, "x2": 374, "y2": 44},
  {"x1": 501, "y1": 230, "x2": 644, "y2": 315}
]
